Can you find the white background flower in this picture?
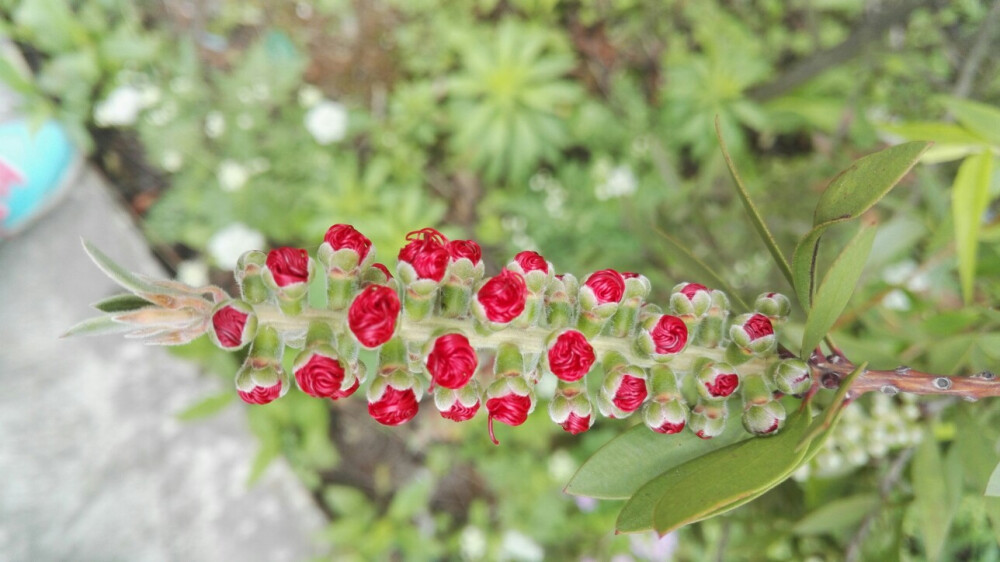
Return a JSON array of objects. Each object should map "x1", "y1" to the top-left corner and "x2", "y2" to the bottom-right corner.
[
  {"x1": 207, "y1": 223, "x2": 265, "y2": 270},
  {"x1": 94, "y1": 85, "x2": 145, "y2": 127},
  {"x1": 217, "y1": 160, "x2": 249, "y2": 192},
  {"x1": 304, "y1": 100, "x2": 349, "y2": 145}
]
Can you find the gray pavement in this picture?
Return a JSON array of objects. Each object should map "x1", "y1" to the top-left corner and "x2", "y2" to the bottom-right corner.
[{"x1": 0, "y1": 168, "x2": 326, "y2": 561}]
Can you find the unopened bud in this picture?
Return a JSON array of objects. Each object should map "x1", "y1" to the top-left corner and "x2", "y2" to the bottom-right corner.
[
  {"x1": 769, "y1": 358, "x2": 812, "y2": 395},
  {"x1": 235, "y1": 250, "x2": 269, "y2": 304},
  {"x1": 434, "y1": 380, "x2": 482, "y2": 422},
  {"x1": 729, "y1": 313, "x2": 776, "y2": 356},
  {"x1": 209, "y1": 299, "x2": 257, "y2": 350},
  {"x1": 643, "y1": 399, "x2": 689, "y2": 434},
  {"x1": 689, "y1": 400, "x2": 728, "y2": 439},
  {"x1": 695, "y1": 360, "x2": 741, "y2": 400},
  {"x1": 754, "y1": 292, "x2": 791, "y2": 322},
  {"x1": 742, "y1": 400, "x2": 786, "y2": 436}
]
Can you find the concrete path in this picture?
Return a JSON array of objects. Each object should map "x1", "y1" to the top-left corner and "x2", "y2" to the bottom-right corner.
[{"x1": 0, "y1": 168, "x2": 326, "y2": 561}]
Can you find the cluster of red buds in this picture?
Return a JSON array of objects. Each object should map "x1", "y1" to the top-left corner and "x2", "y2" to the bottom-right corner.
[{"x1": 201, "y1": 224, "x2": 804, "y2": 444}]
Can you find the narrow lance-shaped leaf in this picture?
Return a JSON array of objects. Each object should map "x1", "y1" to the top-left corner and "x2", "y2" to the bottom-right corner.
[
  {"x1": 82, "y1": 239, "x2": 184, "y2": 298},
  {"x1": 92, "y1": 293, "x2": 154, "y2": 314},
  {"x1": 813, "y1": 141, "x2": 930, "y2": 227},
  {"x1": 790, "y1": 142, "x2": 927, "y2": 310},
  {"x1": 624, "y1": 407, "x2": 814, "y2": 535},
  {"x1": 987, "y1": 461, "x2": 1000, "y2": 498},
  {"x1": 791, "y1": 225, "x2": 828, "y2": 310},
  {"x1": 912, "y1": 438, "x2": 962, "y2": 562},
  {"x1": 792, "y1": 494, "x2": 880, "y2": 536},
  {"x1": 565, "y1": 414, "x2": 746, "y2": 500},
  {"x1": 61, "y1": 315, "x2": 133, "y2": 338},
  {"x1": 176, "y1": 392, "x2": 235, "y2": 421},
  {"x1": 952, "y1": 150, "x2": 994, "y2": 304},
  {"x1": 800, "y1": 220, "x2": 877, "y2": 358},
  {"x1": 617, "y1": 361, "x2": 865, "y2": 535},
  {"x1": 940, "y1": 96, "x2": 1000, "y2": 146},
  {"x1": 715, "y1": 117, "x2": 795, "y2": 289}
]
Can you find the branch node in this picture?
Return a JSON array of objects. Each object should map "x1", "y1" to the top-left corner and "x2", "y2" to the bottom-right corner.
[{"x1": 880, "y1": 384, "x2": 899, "y2": 396}]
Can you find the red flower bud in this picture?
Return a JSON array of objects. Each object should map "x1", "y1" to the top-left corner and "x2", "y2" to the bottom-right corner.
[
  {"x1": 546, "y1": 330, "x2": 595, "y2": 382},
  {"x1": 426, "y1": 333, "x2": 479, "y2": 389},
  {"x1": 333, "y1": 378, "x2": 360, "y2": 400},
  {"x1": 368, "y1": 386, "x2": 419, "y2": 426},
  {"x1": 440, "y1": 401, "x2": 480, "y2": 422},
  {"x1": 294, "y1": 353, "x2": 354, "y2": 399},
  {"x1": 239, "y1": 383, "x2": 282, "y2": 405},
  {"x1": 266, "y1": 247, "x2": 310, "y2": 287},
  {"x1": 649, "y1": 315, "x2": 687, "y2": 354},
  {"x1": 743, "y1": 313, "x2": 774, "y2": 341},
  {"x1": 348, "y1": 285, "x2": 401, "y2": 348},
  {"x1": 486, "y1": 393, "x2": 533, "y2": 445},
  {"x1": 324, "y1": 223, "x2": 372, "y2": 262},
  {"x1": 476, "y1": 270, "x2": 527, "y2": 323},
  {"x1": 680, "y1": 282, "x2": 708, "y2": 300},
  {"x1": 372, "y1": 263, "x2": 392, "y2": 279},
  {"x1": 398, "y1": 227, "x2": 449, "y2": 282},
  {"x1": 513, "y1": 250, "x2": 549, "y2": 273},
  {"x1": 434, "y1": 383, "x2": 482, "y2": 422},
  {"x1": 706, "y1": 374, "x2": 739, "y2": 398},
  {"x1": 610, "y1": 374, "x2": 648, "y2": 413},
  {"x1": 211, "y1": 303, "x2": 254, "y2": 349},
  {"x1": 583, "y1": 269, "x2": 625, "y2": 304},
  {"x1": 561, "y1": 413, "x2": 593, "y2": 435},
  {"x1": 622, "y1": 272, "x2": 640, "y2": 279},
  {"x1": 447, "y1": 239, "x2": 482, "y2": 265}
]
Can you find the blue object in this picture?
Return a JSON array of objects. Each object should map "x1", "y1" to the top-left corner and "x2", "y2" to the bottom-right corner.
[{"x1": 0, "y1": 119, "x2": 80, "y2": 237}]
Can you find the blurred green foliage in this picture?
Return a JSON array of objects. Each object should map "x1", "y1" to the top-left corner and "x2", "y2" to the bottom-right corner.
[{"x1": 6, "y1": 0, "x2": 1000, "y2": 559}]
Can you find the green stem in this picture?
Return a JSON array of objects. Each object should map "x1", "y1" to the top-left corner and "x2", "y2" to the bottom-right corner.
[{"x1": 251, "y1": 304, "x2": 771, "y2": 376}]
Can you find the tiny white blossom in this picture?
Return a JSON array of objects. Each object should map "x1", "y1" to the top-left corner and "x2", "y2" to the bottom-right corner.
[
  {"x1": 208, "y1": 223, "x2": 265, "y2": 270},
  {"x1": 94, "y1": 85, "x2": 145, "y2": 127},
  {"x1": 305, "y1": 100, "x2": 349, "y2": 145},
  {"x1": 595, "y1": 165, "x2": 638, "y2": 201},
  {"x1": 139, "y1": 84, "x2": 161, "y2": 107},
  {"x1": 175, "y1": 259, "x2": 209, "y2": 286},
  {"x1": 881, "y1": 289, "x2": 911, "y2": 311},
  {"x1": 459, "y1": 526, "x2": 487, "y2": 561},
  {"x1": 298, "y1": 85, "x2": 323, "y2": 108},
  {"x1": 161, "y1": 150, "x2": 183, "y2": 172},
  {"x1": 217, "y1": 160, "x2": 249, "y2": 192},
  {"x1": 499, "y1": 530, "x2": 543, "y2": 562},
  {"x1": 205, "y1": 111, "x2": 226, "y2": 139}
]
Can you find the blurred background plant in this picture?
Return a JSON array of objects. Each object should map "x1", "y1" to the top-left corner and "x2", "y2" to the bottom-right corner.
[{"x1": 4, "y1": 0, "x2": 1000, "y2": 559}]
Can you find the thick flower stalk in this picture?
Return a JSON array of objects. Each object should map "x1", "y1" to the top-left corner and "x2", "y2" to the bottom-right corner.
[{"x1": 68, "y1": 224, "x2": 1000, "y2": 444}]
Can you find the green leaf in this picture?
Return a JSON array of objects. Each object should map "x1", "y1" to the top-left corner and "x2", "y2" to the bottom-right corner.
[
  {"x1": 82, "y1": 240, "x2": 182, "y2": 298},
  {"x1": 912, "y1": 438, "x2": 961, "y2": 562},
  {"x1": 637, "y1": 407, "x2": 814, "y2": 536},
  {"x1": 793, "y1": 494, "x2": 880, "y2": 535},
  {"x1": 800, "y1": 220, "x2": 877, "y2": 358},
  {"x1": 92, "y1": 293, "x2": 153, "y2": 313},
  {"x1": 940, "y1": 97, "x2": 1000, "y2": 146},
  {"x1": 176, "y1": 392, "x2": 234, "y2": 421},
  {"x1": 715, "y1": 117, "x2": 794, "y2": 289},
  {"x1": 954, "y1": 408, "x2": 1000, "y2": 545},
  {"x1": 61, "y1": 315, "x2": 131, "y2": 338},
  {"x1": 649, "y1": 225, "x2": 750, "y2": 312},
  {"x1": 247, "y1": 440, "x2": 281, "y2": 486},
  {"x1": 565, "y1": 414, "x2": 746, "y2": 499},
  {"x1": 791, "y1": 225, "x2": 827, "y2": 310},
  {"x1": 882, "y1": 122, "x2": 991, "y2": 146},
  {"x1": 951, "y1": 150, "x2": 995, "y2": 304},
  {"x1": 987, "y1": 461, "x2": 1000, "y2": 497},
  {"x1": 813, "y1": 142, "x2": 930, "y2": 227}
]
